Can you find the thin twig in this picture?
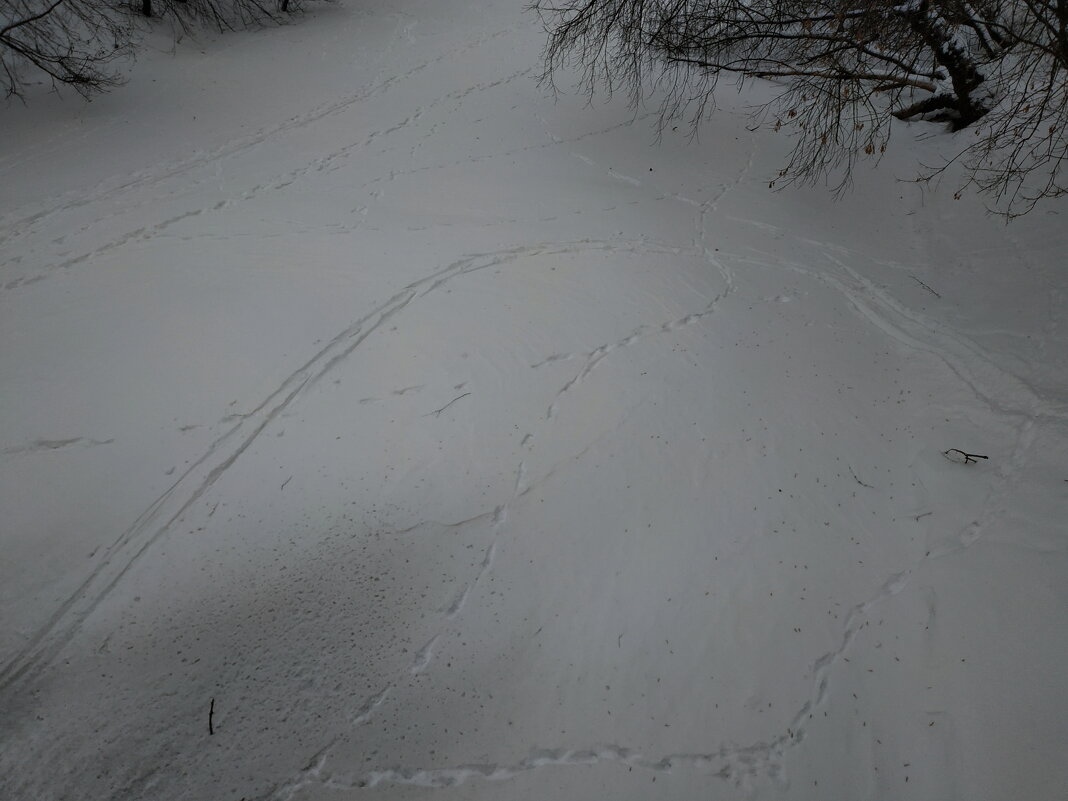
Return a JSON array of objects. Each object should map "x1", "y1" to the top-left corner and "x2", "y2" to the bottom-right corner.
[
  {"x1": 849, "y1": 465, "x2": 875, "y2": 489},
  {"x1": 280, "y1": 476, "x2": 292, "y2": 491},
  {"x1": 425, "y1": 393, "x2": 471, "y2": 417},
  {"x1": 910, "y1": 275, "x2": 942, "y2": 298},
  {"x1": 209, "y1": 698, "x2": 215, "y2": 736}
]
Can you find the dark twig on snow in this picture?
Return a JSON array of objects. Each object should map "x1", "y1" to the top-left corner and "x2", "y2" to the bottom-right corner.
[
  {"x1": 944, "y1": 448, "x2": 989, "y2": 464},
  {"x1": 425, "y1": 393, "x2": 471, "y2": 418},
  {"x1": 910, "y1": 276, "x2": 942, "y2": 298},
  {"x1": 848, "y1": 465, "x2": 875, "y2": 489},
  {"x1": 209, "y1": 698, "x2": 215, "y2": 735},
  {"x1": 280, "y1": 476, "x2": 292, "y2": 491}
]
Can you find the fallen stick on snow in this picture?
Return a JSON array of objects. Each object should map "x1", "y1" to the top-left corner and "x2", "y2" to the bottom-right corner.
[
  {"x1": 943, "y1": 449, "x2": 988, "y2": 465},
  {"x1": 848, "y1": 465, "x2": 875, "y2": 488},
  {"x1": 425, "y1": 393, "x2": 471, "y2": 418},
  {"x1": 911, "y1": 275, "x2": 942, "y2": 298}
]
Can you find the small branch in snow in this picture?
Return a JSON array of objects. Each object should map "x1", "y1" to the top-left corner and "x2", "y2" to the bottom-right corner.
[
  {"x1": 280, "y1": 476, "x2": 292, "y2": 491},
  {"x1": 914, "y1": 511, "x2": 933, "y2": 522},
  {"x1": 943, "y1": 448, "x2": 988, "y2": 464},
  {"x1": 848, "y1": 465, "x2": 875, "y2": 489},
  {"x1": 425, "y1": 393, "x2": 471, "y2": 418},
  {"x1": 209, "y1": 698, "x2": 215, "y2": 735},
  {"x1": 910, "y1": 275, "x2": 942, "y2": 298}
]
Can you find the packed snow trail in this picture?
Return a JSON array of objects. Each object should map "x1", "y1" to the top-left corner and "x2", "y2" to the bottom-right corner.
[{"x1": 1, "y1": 1, "x2": 1066, "y2": 800}]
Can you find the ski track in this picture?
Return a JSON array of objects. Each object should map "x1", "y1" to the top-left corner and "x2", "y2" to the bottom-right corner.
[
  {"x1": 0, "y1": 64, "x2": 536, "y2": 293},
  {"x1": 177, "y1": 145, "x2": 755, "y2": 801},
  {"x1": 251, "y1": 134, "x2": 803, "y2": 799},
  {"x1": 731, "y1": 246, "x2": 1068, "y2": 426},
  {"x1": 0, "y1": 236, "x2": 702, "y2": 694},
  {"x1": 0, "y1": 24, "x2": 524, "y2": 250},
  {"x1": 6, "y1": 17, "x2": 1061, "y2": 795},
  {"x1": 250, "y1": 129, "x2": 1063, "y2": 798},
  {"x1": 256, "y1": 417, "x2": 1036, "y2": 799},
  {"x1": 0, "y1": 104, "x2": 651, "y2": 295}
]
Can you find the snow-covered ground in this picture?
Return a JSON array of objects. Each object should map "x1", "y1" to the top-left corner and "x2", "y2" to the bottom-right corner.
[{"x1": 2, "y1": 1, "x2": 1066, "y2": 799}]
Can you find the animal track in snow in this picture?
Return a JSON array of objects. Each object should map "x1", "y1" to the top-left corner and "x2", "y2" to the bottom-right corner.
[
  {"x1": 409, "y1": 635, "x2": 440, "y2": 675},
  {"x1": 3, "y1": 437, "x2": 114, "y2": 455},
  {"x1": 542, "y1": 288, "x2": 730, "y2": 421},
  {"x1": 0, "y1": 26, "x2": 525, "y2": 251}
]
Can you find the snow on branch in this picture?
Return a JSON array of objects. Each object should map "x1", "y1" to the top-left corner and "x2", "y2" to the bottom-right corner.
[{"x1": 532, "y1": 0, "x2": 1068, "y2": 214}]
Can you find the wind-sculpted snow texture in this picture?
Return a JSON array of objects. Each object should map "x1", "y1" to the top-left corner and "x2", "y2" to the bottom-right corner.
[{"x1": 1, "y1": 1, "x2": 1066, "y2": 800}]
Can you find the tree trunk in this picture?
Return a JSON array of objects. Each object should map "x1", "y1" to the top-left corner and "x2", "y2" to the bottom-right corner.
[{"x1": 902, "y1": 1, "x2": 987, "y2": 129}]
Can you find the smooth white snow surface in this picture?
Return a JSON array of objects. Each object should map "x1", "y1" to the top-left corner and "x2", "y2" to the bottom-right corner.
[{"x1": 2, "y1": 1, "x2": 1067, "y2": 799}]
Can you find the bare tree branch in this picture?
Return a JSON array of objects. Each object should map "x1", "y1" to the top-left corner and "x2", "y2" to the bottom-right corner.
[{"x1": 532, "y1": 0, "x2": 1068, "y2": 215}]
